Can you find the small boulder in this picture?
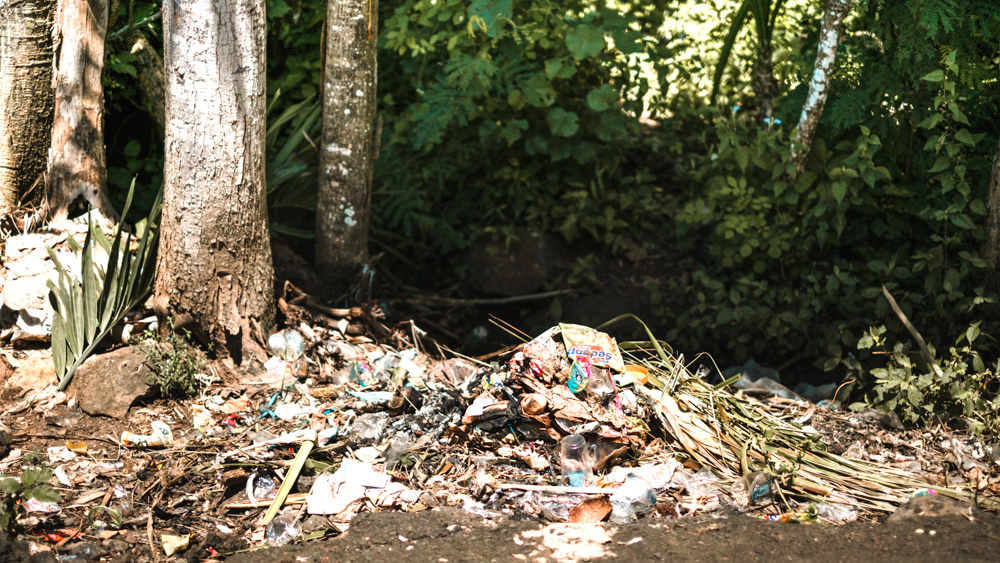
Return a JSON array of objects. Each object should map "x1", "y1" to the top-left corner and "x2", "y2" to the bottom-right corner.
[
  {"x1": 1, "y1": 355, "x2": 57, "y2": 401},
  {"x1": 69, "y1": 346, "x2": 159, "y2": 419},
  {"x1": 888, "y1": 492, "x2": 977, "y2": 522}
]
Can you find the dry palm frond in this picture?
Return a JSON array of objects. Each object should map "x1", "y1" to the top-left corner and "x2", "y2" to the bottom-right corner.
[{"x1": 600, "y1": 314, "x2": 997, "y2": 515}]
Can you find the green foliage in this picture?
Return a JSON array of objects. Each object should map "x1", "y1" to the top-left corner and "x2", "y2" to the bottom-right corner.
[
  {"x1": 48, "y1": 182, "x2": 162, "y2": 391},
  {"x1": 852, "y1": 325, "x2": 1000, "y2": 436},
  {"x1": 376, "y1": 0, "x2": 674, "y2": 285},
  {"x1": 0, "y1": 466, "x2": 62, "y2": 532},
  {"x1": 710, "y1": 0, "x2": 787, "y2": 105},
  {"x1": 265, "y1": 91, "x2": 322, "y2": 237},
  {"x1": 142, "y1": 318, "x2": 210, "y2": 399}
]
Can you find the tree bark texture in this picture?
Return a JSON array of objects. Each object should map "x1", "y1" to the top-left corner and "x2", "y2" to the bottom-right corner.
[
  {"x1": 155, "y1": 0, "x2": 274, "y2": 360},
  {"x1": 789, "y1": 0, "x2": 856, "y2": 181},
  {"x1": 982, "y1": 137, "x2": 1000, "y2": 292},
  {"x1": 127, "y1": 29, "x2": 166, "y2": 131},
  {"x1": 316, "y1": 0, "x2": 378, "y2": 295},
  {"x1": 754, "y1": 42, "x2": 774, "y2": 120},
  {"x1": 0, "y1": 0, "x2": 55, "y2": 214},
  {"x1": 45, "y1": 0, "x2": 116, "y2": 222}
]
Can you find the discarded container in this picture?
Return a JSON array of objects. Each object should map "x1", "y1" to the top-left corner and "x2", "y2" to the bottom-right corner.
[
  {"x1": 731, "y1": 471, "x2": 775, "y2": 507},
  {"x1": 268, "y1": 329, "x2": 305, "y2": 362},
  {"x1": 121, "y1": 421, "x2": 173, "y2": 448},
  {"x1": 265, "y1": 514, "x2": 301, "y2": 545},
  {"x1": 620, "y1": 364, "x2": 649, "y2": 386},
  {"x1": 585, "y1": 366, "x2": 615, "y2": 398},
  {"x1": 811, "y1": 501, "x2": 858, "y2": 524},
  {"x1": 349, "y1": 359, "x2": 374, "y2": 386},
  {"x1": 560, "y1": 434, "x2": 597, "y2": 487},
  {"x1": 567, "y1": 355, "x2": 592, "y2": 394},
  {"x1": 610, "y1": 473, "x2": 657, "y2": 523}
]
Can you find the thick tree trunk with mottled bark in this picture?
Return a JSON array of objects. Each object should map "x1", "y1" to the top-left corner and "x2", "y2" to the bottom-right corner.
[
  {"x1": 789, "y1": 0, "x2": 856, "y2": 181},
  {"x1": 153, "y1": 0, "x2": 274, "y2": 361},
  {"x1": 316, "y1": 0, "x2": 378, "y2": 297},
  {"x1": 983, "y1": 137, "x2": 1000, "y2": 293},
  {"x1": 45, "y1": 0, "x2": 116, "y2": 222},
  {"x1": 0, "y1": 0, "x2": 55, "y2": 215}
]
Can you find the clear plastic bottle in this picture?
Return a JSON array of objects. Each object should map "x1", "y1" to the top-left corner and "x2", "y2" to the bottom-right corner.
[
  {"x1": 610, "y1": 473, "x2": 657, "y2": 523},
  {"x1": 265, "y1": 514, "x2": 301, "y2": 545}
]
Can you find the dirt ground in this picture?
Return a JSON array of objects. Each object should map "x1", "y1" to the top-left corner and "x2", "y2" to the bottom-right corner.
[
  {"x1": 0, "y1": 391, "x2": 995, "y2": 562},
  {"x1": 226, "y1": 508, "x2": 1000, "y2": 563}
]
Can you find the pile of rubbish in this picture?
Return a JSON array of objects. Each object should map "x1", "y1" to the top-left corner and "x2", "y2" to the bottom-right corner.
[{"x1": 1, "y1": 315, "x2": 998, "y2": 559}]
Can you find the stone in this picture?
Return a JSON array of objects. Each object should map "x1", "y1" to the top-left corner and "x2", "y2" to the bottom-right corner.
[
  {"x1": 69, "y1": 346, "x2": 159, "y2": 419},
  {"x1": 1, "y1": 355, "x2": 57, "y2": 401},
  {"x1": 887, "y1": 493, "x2": 977, "y2": 522}
]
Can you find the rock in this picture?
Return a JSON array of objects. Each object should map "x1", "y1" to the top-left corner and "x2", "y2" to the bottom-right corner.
[
  {"x1": 888, "y1": 493, "x2": 977, "y2": 522},
  {"x1": 0, "y1": 355, "x2": 57, "y2": 400},
  {"x1": 11, "y1": 308, "x2": 51, "y2": 346},
  {"x1": 0, "y1": 429, "x2": 11, "y2": 461},
  {"x1": 69, "y1": 346, "x2": 159, "y2": 419}
]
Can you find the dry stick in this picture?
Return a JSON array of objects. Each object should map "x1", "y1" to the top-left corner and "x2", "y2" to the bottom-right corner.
[
  {"x1": 495, "y1": 483, "x2": 613, "y2": 495},
  {"x1": 881, "y1": 285, "x2": 945, "y2": 378}
]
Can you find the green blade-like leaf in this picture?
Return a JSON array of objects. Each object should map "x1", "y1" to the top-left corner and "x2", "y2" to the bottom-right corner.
[
  {"x1": 100, "y1": 180, "x2": 135, "y2": 329},
  {"x1": 711, "y1": 0, "x2": 753, "y2": 105},
  {"x1": 81, "y1": 224, "x2": 98, "y2": 342}
]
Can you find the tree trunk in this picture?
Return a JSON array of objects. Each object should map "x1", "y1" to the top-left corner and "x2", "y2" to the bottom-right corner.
[
  {"x1": 45, "y1": 0, "x2": 116, "y2": 222},
  {"x1": 315, "y1": 0, "x2": 378, "y2": 298},
  {"x1": 789, "y1": 0, "x2": 856, "y2": 181},
  {"x1": 982, "y1": 137, "x2": 1000, "y2": 293},
  {"x1": 754, "y1": 42, "x2": 774, "y2": 120},
  {"x1": 153, "y1": 0, "x2": 274, "y2": 362},
  {"x1": 0, "y1": 0, "x2": 55, "y2": 215}
]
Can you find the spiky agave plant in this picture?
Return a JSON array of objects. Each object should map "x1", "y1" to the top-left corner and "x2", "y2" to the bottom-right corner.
[{"x1": 47, "y1": 180, "x2": 161, "y2": 390}]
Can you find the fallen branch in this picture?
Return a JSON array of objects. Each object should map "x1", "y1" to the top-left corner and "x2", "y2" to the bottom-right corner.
[
  {"x1": 398, "y1": 289, "x2": 572, "y2": 307},
  {"x1": 881, "y1": 285, "x2": 945, "y2": 378},
  {"x1": 495, "y1": 483, "x2": 613, "y2": 495}
]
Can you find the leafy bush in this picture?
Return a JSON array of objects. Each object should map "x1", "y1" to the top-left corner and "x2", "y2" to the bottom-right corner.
[
  {"x1": 143, "y1": 318, "x2": 210, "y2": 398},
  {"x1": 374, "y1": 0, "x2": 676, "y2": 285},
  {"x1": 852, "y1": 325, "x2": 1000, "y2": 436}
]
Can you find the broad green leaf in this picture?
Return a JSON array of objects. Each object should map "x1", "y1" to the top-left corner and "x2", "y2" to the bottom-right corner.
[
  {"x1": 831, "y1": 181, "x2": 847, "y2": 204},
  {"x1": 566, "y1": 24, "x2": 605, "y2": 60},
  {"x1": 916, "y1": 113, "x2": 943, "y2": 129},
  {"x1": 954, "y1": 128, "x2": 975, "y2": 146},
  {"x1": 543, "y1": 58, "x2": 575, "y2": 80},
  {"x1": 921, "y1": 69, "x2": 945, "y2": 82},
  {"x1": 950, "y1": 213, "x2": 975, "y2": 230},
  {"x1": 928, "y1": 156, "x2": 950, "y2": 174},
  {"x1": 586, "y1": 84, "x2": 617, "y2": 112},
  {"x1": 546, "y1": 108, "x2": 579, "y2": 137}
]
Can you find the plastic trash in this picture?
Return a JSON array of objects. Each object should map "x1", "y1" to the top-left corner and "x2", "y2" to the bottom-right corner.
[
  {"x1": 610, "y1": 473, "x2": 657, "y2": 523},
  {"x1": 120, "y1": 421, "x2": 173, "y2": 448},
  {"x1": 265, "y1": 514, "x2": 301, "y2": 545},
  {"x1": 347, "y1": 412, "x2": 389, "y2": 445},
  {"x1": 349, "y1": 359, "x2": 374, "y2": 386},
  {"x1": 567, "y1": 355, "x2": 592, "y2": 394},
  {"x1": 268, "y1": 329, "x2": 305, "y2": 362},
  {"x1": 731, "y1": 471, "x2": 775, "y2": 508},
  {"x1": 560, "y1": 434, "x2": 597, "y2": 487},
  {"x1": 248, "y1": 473, "x2": 277, "y2": 506},
  {"x1": 811, "y1": 501, "x2": 858, "y2": 523}
]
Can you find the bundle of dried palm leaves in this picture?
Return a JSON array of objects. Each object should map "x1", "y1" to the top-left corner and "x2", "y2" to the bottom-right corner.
[{"x1": 604, "y1": 314, "x2": 996, "y2": 515}]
